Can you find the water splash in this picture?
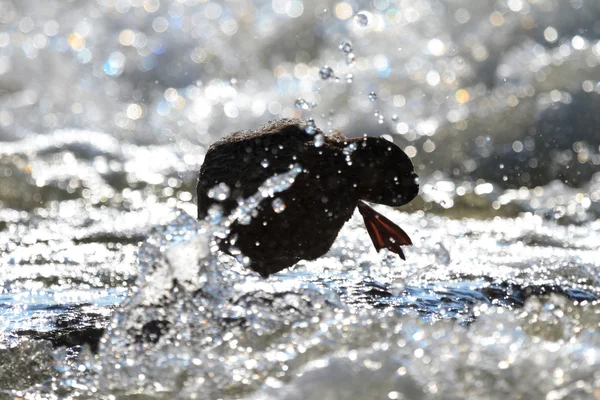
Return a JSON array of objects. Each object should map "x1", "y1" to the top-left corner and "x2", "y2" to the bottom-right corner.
[
  {"x1": 319, "y1": 66, "x2": 334, "y2": 80},
  {"x1": 271, "y1": 197, "x2": 286, "y2": 213},
  {"x1": 338, "y1": 40, "x2": 353, "y2": 54},
  {"x1": 355, "y1": 13, "x2": 369, "y2": 27},
  {"x1": 227, "y1": 164, "x2": 302, "y2": 227},
  {"x1": 304, "y1": 118, "x2": 317, "y2": 135},
  {"x1": 294, "y1": 99, "x2": 310, "y2": 111},
  {"x1": 207, "y1": 182, "x2": 230, "y2": 201},
  {"x1": 314, "y1": 134, "x2": 325, "y2": 148},
  {"x1": 343, "y1": 142, "x2": 357, "y2": 166}
]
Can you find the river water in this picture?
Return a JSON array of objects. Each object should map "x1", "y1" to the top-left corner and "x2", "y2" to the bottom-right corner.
[{"x1": 1, "y1": 0, "x2": 600, "y2": 399}]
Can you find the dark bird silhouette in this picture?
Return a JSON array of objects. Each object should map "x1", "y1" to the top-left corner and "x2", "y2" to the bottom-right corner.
[{"x1": 197, "y1": 119, "x2": 419, "y2": 277}]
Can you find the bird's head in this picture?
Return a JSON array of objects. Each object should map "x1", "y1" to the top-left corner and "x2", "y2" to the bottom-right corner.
[{"x1": 350, "y1": 137, "x2": 419, "y2": 207}]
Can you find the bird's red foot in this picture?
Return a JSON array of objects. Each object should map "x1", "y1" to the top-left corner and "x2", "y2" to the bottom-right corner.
[{"x1": 357, "y1": 200, "x2": 412, "y2": 260}]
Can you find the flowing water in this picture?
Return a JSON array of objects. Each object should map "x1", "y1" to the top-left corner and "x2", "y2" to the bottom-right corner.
[{"x1": 1, "y1": 0, "x2": 600, "y2": 398}]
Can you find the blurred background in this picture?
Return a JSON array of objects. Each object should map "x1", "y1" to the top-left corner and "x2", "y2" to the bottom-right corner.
[{"x1": 1, "y1": 0, "x2": 600, "y2": 218}]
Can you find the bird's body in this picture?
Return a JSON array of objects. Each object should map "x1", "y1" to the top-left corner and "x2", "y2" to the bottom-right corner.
[{"x1": 197, "y1": 119, "x2": 418, "y2": 277}]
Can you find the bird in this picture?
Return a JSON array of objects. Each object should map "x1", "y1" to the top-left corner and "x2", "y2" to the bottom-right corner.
[{"x1": 197, "y1": 118, "x2": 419, "y2": 277}]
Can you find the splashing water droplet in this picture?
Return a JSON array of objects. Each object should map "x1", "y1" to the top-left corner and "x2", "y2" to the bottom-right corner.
[
  {"x1": 207, "y1": 182, "x2": 230, "y2": 201},
  {"x1": 305, "y1": 118, "x2": 317, "y2": 135},
  {"x1": 339, "y1": 40, "x2": 353, "y2": 54},
  {"x1": 261, "y1": 159, "x2": 270, "y2": 168},
  {"x1": 294, "y1": 98, "x2": 310, "y2": 110},
  {"x1": 345, "y1": 73, "x2": 353, "y2": 83},
  {"x1": 263, "y1": 165, "x2": 302, "y2": 195},
  {"x1": 319, "y1": 66, "x2": 334, "y2": 80},
  {"x1": 272, "y1": 197, "x2": 286, "y2": 213},
  {"x1": 343, "y1": 142, "x2": 357, "y2": 156},
  {"x1": 229, "y1": 164, "x2": 302, "y2": 226},
  {"x1": 346, "y1": 53, "x2": 356, "y2": 66},
  {"x1": 434, "y1": 243, "x2": 451, "y2": 265},
  {"x1": 314, "y1": 134, "x2": 324, "y2": 147},
  {"x1": 355, "y1": 13, "x2": 368, "y2": 27},
  {"x1": 343, "y1": 142, "x2": 357, "y2": 165},
  {"x1": 207, "y1": 204, "x2": 224, "y2": 225},
  {"x1": 369, "y1": 92, "x2": 377, "y2": 101},
  {"x1": 236, "y1": 213, "x2": 251, "y2": 226}
]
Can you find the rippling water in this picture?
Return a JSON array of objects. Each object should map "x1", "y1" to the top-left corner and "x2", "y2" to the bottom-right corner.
[{"x1": 1, "y1": 0, "x2": 600, "y2": 398}]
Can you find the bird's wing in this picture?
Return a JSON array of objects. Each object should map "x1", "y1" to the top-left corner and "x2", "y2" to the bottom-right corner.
[{"x1": 357, "y1": 200, "x2": 412, "y2": 260}]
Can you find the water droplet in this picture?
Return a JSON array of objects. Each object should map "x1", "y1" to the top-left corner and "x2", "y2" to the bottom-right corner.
[
  {"x1": 272, "y1": 197, "x2": 286, "y2": 213},
  {"x1": 343, "y1": 142, "x2": 357, "y2": 165},
  {"x1": 238, "y1": 214, "x2": 252, "y2": 225},
  {"x1": 207, "y1": 182, "x2": 230, "y2": 201},
  {"x1": 368, "y1": 92, "x2": 377, "y2": 101},
  {"x1": 305, "y1": 118, "x2": 317, "y2": 135},
  {"x1": 345, "y1": 73, "x2": 353, "y2": 83},
  {"x1": 261, "y1": 159, "x2": 270, "y2": 168},
  {"x1": 206, "y1": 204, "x2": 224, "y2": 225},
  {"x1": 229, "y1": 165, "x2": 302, "y2": 225},
  {"x1": 311, "y1": 101, "x2": 317, "y2": 108},
  {"x1": 345, "y1": 53, "x2": 356, "y2": 67},
  {"x1": 262, "y1": 164, "x2": 302, "y2": 196},
  {"x1": 549, "y1": 206, "x2": 566, "y2": 220},
  {"x1": 294, "y1": 98, "x2": 310, "y2": 110},
  {"x1": 392, "y1": 114, "x2": 398, "y2": 121},
  {"x1": 339, "y1": 40, "x2": 353, "y2": 54},
  {"x1": 314, "y1": 134, "x2": 324, "y2": 147},
  {"x1": 355, "y1": 13, "x2": 368, "y2": 27},
  {"x1": 319, "y1": 65, "x2": 334, "y2": 80},
  {"x1": 434, "y1": 243, "x2": 451, "y2": 265},
  {"x1": 343, "y1": 142, "x2": 357, "y2": 156}
]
